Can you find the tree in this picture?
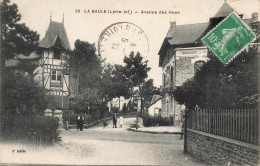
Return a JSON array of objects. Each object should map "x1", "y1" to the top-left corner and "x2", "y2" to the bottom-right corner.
[
  {"x1": 123, "y1": 52, "x2": 150, "y2": 88},
  {"x1": 16, "y1": 59, "x2": 40, "y2": 78},
  {"x1": 99, "y1": 63, "x2": 130, "y2": 101},
  {"x1": 173, "y1": 45, "x2": 259, "y2": 110},
  {"x1": 2, "y1": 70, "x2": 47, "y2": 116},
  {"x1": 112, "y1": 64, "x2": 131, "y2": 99},
  {"x1": 71, "y1": 88, "x2": 101, "y2": 113},
  {"x1": 139, "y1": 79, "x2": 160, "y2": 111},
  {"x1": 1, "y1": 0, "x2": 40, "y2": 114},
  {"x1": 67, "y1": 40, "x2": 102, "y2": 91},
  {"x1": 121, "y1": 51, "x2": 151, "y2": 112},
  {"x1": 1, "y1": 0, "x2": 39, "y2": 60}
]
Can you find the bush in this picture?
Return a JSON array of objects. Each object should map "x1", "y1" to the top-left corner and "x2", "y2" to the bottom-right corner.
[
  {"x1": 0, "y1": 115, "x2": 59, "y2": 145},
  {"x1": 142, "y1": 114, "x2": 170, "y2": 127}
]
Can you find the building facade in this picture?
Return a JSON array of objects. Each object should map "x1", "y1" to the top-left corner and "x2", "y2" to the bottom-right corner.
[
  {"x1": 33, "y1": 20, "x2": 79, "y2": 109},
  {"x1": 148, "y1": 95, "x2": 162, "y2": 116},
  {"x1": 158, "y1": 2, "x2": 259, "y2": 125}
]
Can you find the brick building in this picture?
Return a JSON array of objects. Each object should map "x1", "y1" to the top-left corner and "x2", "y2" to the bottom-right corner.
[{"x1": 158, "y1": 2, "x2": 259, "y2": 125}]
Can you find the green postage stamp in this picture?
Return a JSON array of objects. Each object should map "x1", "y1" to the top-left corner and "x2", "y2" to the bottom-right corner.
[{"x1": 202, "y1": 12, "x2": 256, "y2": 64}]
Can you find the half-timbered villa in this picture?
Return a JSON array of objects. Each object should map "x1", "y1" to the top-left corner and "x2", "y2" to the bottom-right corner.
[{"x1": 33, "y1": 19, "x2": 79, "y2": 109}]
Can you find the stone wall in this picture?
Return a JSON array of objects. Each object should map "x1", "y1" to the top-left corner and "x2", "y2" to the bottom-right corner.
[{"x1": 187, "y1": 129, "x2": 259, "y2": 165}]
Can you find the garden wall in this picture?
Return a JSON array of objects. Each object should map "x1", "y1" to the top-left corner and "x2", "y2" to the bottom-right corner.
[{"x1": 187, "y1": 129, "x2": 259, "y2": 165}]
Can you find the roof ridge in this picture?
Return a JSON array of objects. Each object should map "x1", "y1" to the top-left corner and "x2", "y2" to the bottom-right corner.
[
  {"x1": 212, "y1": 2, "x2": 236, "y2": 18},
  {"x1": 176, "y1": 22, "x2": 209, "y2": 26},
  {"x1": 39, "y1": 21, "x2": 71, "y2": 50}
]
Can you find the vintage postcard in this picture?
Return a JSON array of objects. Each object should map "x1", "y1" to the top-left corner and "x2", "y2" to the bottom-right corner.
[{"x1": 0, "y1": 0, "x2": 259, "y2": 165}]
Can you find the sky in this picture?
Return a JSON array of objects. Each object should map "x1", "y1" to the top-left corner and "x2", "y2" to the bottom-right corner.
[{"x1": 11, "y1": 0, "x2": 259, "y2": 87}]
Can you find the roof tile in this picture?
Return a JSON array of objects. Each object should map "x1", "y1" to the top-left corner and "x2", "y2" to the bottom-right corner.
[{"x1": 39, "y1": 21, "x2": 71, "y2": 50}]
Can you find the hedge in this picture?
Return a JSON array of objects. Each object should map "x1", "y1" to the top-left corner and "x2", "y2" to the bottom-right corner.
[
  {"x1": 142, "y1": 114, "x2": 170, "y2": 127},
  {"x1": 0, "y1": 115, "x2": 59, "y2": 145}
]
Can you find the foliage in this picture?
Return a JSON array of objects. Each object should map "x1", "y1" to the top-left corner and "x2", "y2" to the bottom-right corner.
[
  {"x1": 173, "y1": 45, "x2": 259, "y2": 109},
  {"x1": 67, "y1": 40, "x2": 102, "y2": 90},
  {"x1": 1, "y1": 0, "x2": 40, "y2": 115},
  {"x1": 1, "y1": 115, "x2": 59, "y2": 145},
  {"x1": 112, "y1": 64, "x2": 132, "y2": 99},
  {"x1": 99, "y1": 63, "x2": 131, "y2": 100},
  {"x1": 71, "y1": 88, "x2": 101, "y2": 113},
  {"x1": 114, "y1": 51, "x2": 151, "y2": 112},
  {"x1": 127, "y1": 100, "x2": 135, "y2": 112},
  {"x1": 122, "y1": 103, "x2": 128, "y2": 113},
  {"x1": 142, "y1": 113, "x2": 170, "y2": 127},
  {"x1": 111, "y1": 106, "x2": 119, "y2": 113},
  {"x1": 2, "y1": 70, "x2": 48, "y2": 115},
  {"x1": 123, "y1": 52, "x2": 150, "y2": 86},
  {"x1": 1, "y1": 0, "x2": 39, "y2": 60},
  {"x1": 139, "y1": 79, "x2": 160, "y2": 110},
  {"x1": 99, "y1": 63, "x2": 116, "y2": 100},
  {"x1": 16, "y1": 59, "x2": 39, "y2": 77}
]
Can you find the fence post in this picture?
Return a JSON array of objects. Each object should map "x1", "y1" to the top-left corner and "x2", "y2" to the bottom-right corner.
[{"x1": 184, "y1": 108, "x2": 188, "y2": 153}]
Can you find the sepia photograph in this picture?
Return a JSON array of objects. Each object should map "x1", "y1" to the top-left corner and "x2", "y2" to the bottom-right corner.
[{"x1": 0, "y1": 0, "x2": 259, "y2": 165}]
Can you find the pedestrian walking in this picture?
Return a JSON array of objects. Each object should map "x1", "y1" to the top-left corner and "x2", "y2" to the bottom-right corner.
[
  {"x1": 180, "y1": 121, "x2": 184, "y2": 139},
  {"x1": 77, "y1": 113, "x2": 84, "y2": 131},
  {"x1": 119, "y1": 115, "x2": 124, "y2": 128},
  {"x1": 103, "y1": 118, "x2": 107, "y2": 128},
  {"x1": 113, "y1": 113, "x2": 117, "y2": 128},
  {"x1": 77, "y1": 117, "x2": 80, "y2": 131}
]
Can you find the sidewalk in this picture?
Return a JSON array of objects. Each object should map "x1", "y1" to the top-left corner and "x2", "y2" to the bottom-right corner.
[{"x1": 129, "y1": 126, "x2": 182, "y2": 134}]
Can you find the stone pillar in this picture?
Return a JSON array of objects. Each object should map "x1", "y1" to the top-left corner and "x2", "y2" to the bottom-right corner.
[
  {"x1": 44, "y1": 109, "x2": 53, "y2": 117},
  {"x1": 54, "y1": 110, "x2": 63, "y2": 131}
]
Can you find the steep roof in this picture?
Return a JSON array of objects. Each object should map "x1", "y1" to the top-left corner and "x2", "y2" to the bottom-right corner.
[
  {"x1": 212, "y1": 2, "x2": 235, "y2": 18},
  {"x1": 5, "y1": 53, "x2": 40, "y2": 67},
  {"x1": 168, "y1": 23, "x2": 209, "y2": 45},
  {"x1": 158, "y1": 22, "x2": 209, "y2": 66},
  {"x1": 158, "y1": 2, "x2": 239, "y2": 67},
  {"x1": 150, "y1": 95, "x2": 162, "y2": 105},
  {"x1": 39, "y1": 21, "x2": 71, "y2": 50}
]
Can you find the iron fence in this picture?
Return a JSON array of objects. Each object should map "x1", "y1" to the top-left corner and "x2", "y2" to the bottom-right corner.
[{"x1": 187, "y1": 109, "x2": 259, "y2": 145}]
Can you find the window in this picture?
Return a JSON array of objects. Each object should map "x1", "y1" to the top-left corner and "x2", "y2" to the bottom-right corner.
[
  {"x1": 53, "y1": 49, "x2": 61, "y2": 59},
  {"x1": 194, "y1": 61, "x2": 205, "y2": 74},
  {"x1": 51, "y1": 70, "x2": 62, "y2": 85}
]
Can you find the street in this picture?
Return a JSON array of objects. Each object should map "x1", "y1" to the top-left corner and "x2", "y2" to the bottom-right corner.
[
  {"x1": 1, "y1": 117, "x2": 205, "y2": 165},
  {"x1": 60, "y1": 117, "x2": 205, "y2": 165}
]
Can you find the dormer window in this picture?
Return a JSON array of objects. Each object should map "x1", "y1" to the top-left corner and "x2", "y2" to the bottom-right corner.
[{"x1": 54, "y1": 49, "x2": 61, "y2": 59}]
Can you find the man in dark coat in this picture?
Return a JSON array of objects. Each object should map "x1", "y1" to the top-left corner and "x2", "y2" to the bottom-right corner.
[
  {"x1": 113, "y1": 113, "x2": 117, "y2": 128},
  {"x1": 77, "y1": 114, "x2": 84, "y2": 131}
]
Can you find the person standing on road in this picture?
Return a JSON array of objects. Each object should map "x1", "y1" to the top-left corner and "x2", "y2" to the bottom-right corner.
[
  {"x1": 113, "y1": 113, "x2": 117, "y2": 128},
  {"x1": 77, "y1": 113, "x2": 84, "y2": 131},
  {"x1": 119, "y1": 115, "x2": 124, "y2": 128},
  {"x1": 77, "y1": 116, "x2": 80, "y2": 131}
]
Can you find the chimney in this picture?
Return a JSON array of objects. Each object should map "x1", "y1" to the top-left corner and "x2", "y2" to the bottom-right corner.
[
  {"x1": 166, "y1": 21, "x2": 176, "y2": 39},
  {"x1": 252, "y1": 12, "x2": 258, "y2": 22}
]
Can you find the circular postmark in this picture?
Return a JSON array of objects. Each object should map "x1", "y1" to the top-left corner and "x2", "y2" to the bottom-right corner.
[{"x1": 98, "y1": 22, "x2": 149, "y2": 64}]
